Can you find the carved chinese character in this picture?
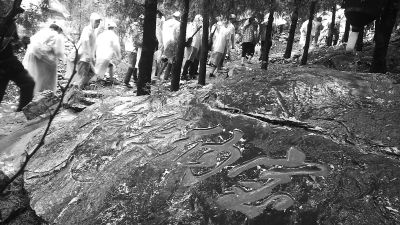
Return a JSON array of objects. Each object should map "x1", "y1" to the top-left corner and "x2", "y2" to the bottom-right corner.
[
  {"x1": 176, "y1": 128, "x2": 244, "y2": 186},
  {"x1": 217, "y1": 147, "x2": 328, "y2": 218}
]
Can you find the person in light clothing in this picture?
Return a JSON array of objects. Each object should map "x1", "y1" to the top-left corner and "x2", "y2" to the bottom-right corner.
[
  {"x1": 73, "y1": 13, "x2": 101, "y2": 88},
  {"x1": 299, "y1": 17, "x2": 323, "y2": 48},
  {"x1": 226, "y1": 14, "x2": 236, "y2": 60},
  {"x1": 151, "y1": 11, "x2": 165, "y2": 82},
  {"x1": 93, "y1": 21, "x2": 121, "y2": 84},
  {"x1": 208, "y1": 19, "x2": 230, "y2": 78},
  {"x1": 133, "y1": 14, "x2": 145, "y2": 78},
  {"x1": 159, "y1": 11, "x2": 181, "y2": 80},
  {"x1": 23, "y1": 23, "x2": 65, "y2": 94},
  {"x1": 123, "y1": 20, "x2": 138, "y2": 88},
  {"x1": 181, "y1": 14, "x2": 202, "y2": 80}
]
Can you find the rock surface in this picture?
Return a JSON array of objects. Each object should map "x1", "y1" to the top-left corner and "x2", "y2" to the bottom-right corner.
[
  {"x1": 22, "y1": 91, "x2": 60, "y2": 120},
  {"x1": 6, "y1": 65, "x2": 400, "y2": 224}
]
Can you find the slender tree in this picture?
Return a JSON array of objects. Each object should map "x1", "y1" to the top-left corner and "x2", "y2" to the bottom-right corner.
[
  {"x1": 261, "y1": 0, "x2": 275, "y2": 70},
  {"x1": 370, "y1": 0, "x2": 399, "y2": 73},
  {"x1": 300, "y1": 0, "x2": 317, "y2": 65},
  {"x1": 198, "y1": 0, "x2": 209, "y2": 86},
  {"x1": 284, "y1": 0, "x2": 300, "y2": 59},
  {"x1": 171, "y1": 0, "x2": 189, "y2": 91},
  {"x1": 137, "y1": 0, "x2": 158, "y2": 96},
  {"x1": 326, "y1": 5, "x2": 336, "y2": 46},
  {"x1": 342, "y1": 20, "x2": 350, "y2": 43}
]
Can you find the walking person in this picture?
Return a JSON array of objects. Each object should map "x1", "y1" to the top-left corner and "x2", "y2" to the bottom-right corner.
[
  {"x1": 226, "y1": 14, "x2": 236, "y2": 61},
  {"x1": 123, "y1": 20, "x2": 138, "y2": 88},
  {"x1": 181, "y1": 14, "x2": 202, "y2": 80},
  {"x1": 241, "y1": 17, "x2": 258, "y2": 66},
  {"x1": 93, "y1": 21, "x2": 121, "y2": 84},
  {"x1": 23, "y1": 23, "x2": 65, "y2": 94},
  {"x1": 72, "y1": 13, "x2": 101, "y2": 88},
  {"x1": 313, "y1": 17, "x2": 324, "y2": 47},
  {"x1": 133, "y1": 14, "x2": 145, "y2": 81},
  {"x1": 0, "y1": 21, "x2": 35, "y2": 111},
  {"x1": 208, "y1": 18, "x2": 231, "y2": 78},
  {"x1": 159, "y1": 11, "x2": 181, "y2": 80},
  {"x1": 299, "y1": 16, "x2": 323, "y2": 49},
  {"x1": 151, "y1": 10, "x2": 165, "y2": 83}
]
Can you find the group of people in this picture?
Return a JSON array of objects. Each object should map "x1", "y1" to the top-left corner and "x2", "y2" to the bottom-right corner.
[
  {"x1": 1, "y1": 9, "x2": 314, "y2": 112},
  {"x1": 123, "y1": 12, "x2": 238, "y2": 85},
  {"x1": 299, "y1": 16, "x2": 342, "y2": 49},
  {"x1": 0, "y1": 12, "x2": 123, "y2": 112},
  {"x1": 0, "y1": 11, "x2": 267, "y2": 112}
]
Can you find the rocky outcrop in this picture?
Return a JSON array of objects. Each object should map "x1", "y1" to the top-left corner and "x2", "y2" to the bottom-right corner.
[{"x1": 13, "y1": 65, "x2": 400, "y2": 224}]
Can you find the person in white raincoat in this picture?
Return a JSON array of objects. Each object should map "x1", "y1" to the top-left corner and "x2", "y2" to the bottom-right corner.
[
  {"x1": 23, "y1": 23, "x2": 65, "y2": 94},
  {"x1": 209, "y1": 19, "x2": 230, "y2": 78},
  {"x1": 299, "y1": 17, "x2": 323, "y2": 48},
  {"x1": 93, "y1": 21, "x2": 122, "y2": 83},
  {"x1": 181, "y1": 14, "x2": 202, "y2": 80},
  {"x1": 151, "y1": 11, "x2": 165, "y2": 82},
  {"x1": 73, "y1": 13, "x2": 101, "y2": 88},
  {"x1": 159, "y1": 11, "x2": 181, "y2": 80}
]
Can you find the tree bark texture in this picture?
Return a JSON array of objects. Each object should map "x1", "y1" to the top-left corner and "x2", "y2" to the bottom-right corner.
[
  {"x1": 370, "y1": 0, "x2": 399, "y2": 73},
  {"x1": 342, "y1": 20, "x2": 350, "y2": 43},
  {"x1": 261, "y1": 0, "x2": 275, "y2": 70},
  {"x1": 355, "y1": 26, "x2": 364, "y2": 51},
  {"x1": 284, "y1": 0, "x2": 300, "y2": 59},
  {"x1": 300, "y1": 0, "x2": 317, "y2": 65},
  {"x1": 198, "y1": 0, "x2": 210, "y2": 86},
  {"x1": 137, "y1": 0, "x2": 157, "y2": 96},
  {"x1": 171, "y1": 0, "x2": 189, "y2": 91},
  {"x1": 326, "y1": 5, "x2": 336, "y2": 46}
]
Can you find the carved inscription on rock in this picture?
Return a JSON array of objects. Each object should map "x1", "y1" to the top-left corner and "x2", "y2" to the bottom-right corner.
[
  {"x1": 218, "y1": 147, "x2": 328, "y2": 218},
  {"x1": 176, "y1": 127, "x2": 328, "y2": 218}
]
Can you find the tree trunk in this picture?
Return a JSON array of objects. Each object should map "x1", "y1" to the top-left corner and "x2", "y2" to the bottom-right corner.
[
  {"x1": 198, "y1": 0, "x2": 210, "y2": 86},
  {"x1": 370, "y1": 0, "x2": 399, "y2": 73},
  {"x1": 284, "y1": 0, "x2": 300, "y2": 59},
  {"x1": 171, "y1": 0, "x2": 189, "y2": 91},
  {"x1": 326, "y1": 5, "x2": 336, "y2": 46},
  {"x1": 137, "y1": 0, "x2": 157, "y2": 96},
  {"x1": 261, "y1": 0, "x2": 275, "y2": 70},
  {"x1": 355, "y1": 26, "x2": 364, "y2": 51},
  {"x1": 300, "y1": 0, "x2": 317, "y2": 65},
  {"x1": 342, "y1": 20, "x2": 350, "y2": 43}
]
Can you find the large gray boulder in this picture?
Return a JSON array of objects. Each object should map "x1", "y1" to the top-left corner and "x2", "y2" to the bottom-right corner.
[{"x1": 21, "y1": 66, "x2": 400, "y2": 224}]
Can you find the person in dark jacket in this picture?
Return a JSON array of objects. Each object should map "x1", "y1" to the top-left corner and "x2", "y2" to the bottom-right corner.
[{"x1": 0, "y1": 21, "x2": 35, "y2": 111}]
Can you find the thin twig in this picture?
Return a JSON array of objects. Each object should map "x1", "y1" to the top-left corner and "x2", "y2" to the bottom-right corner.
[{"x1": 0, "y1": 38, "x2": 80, "y2": 194}]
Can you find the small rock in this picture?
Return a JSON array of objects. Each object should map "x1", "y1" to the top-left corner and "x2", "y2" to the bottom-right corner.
[{"x1": 22, "y1": 91, "x2": 60, "y2": 120}]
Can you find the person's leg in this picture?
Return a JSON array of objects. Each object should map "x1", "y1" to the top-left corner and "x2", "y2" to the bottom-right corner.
[
  {"x1": 189, "y1": 58, "x2": 199, "y2": 79},
  {"x1": 8, "y1": 59, "x2": 35, "y2": 111},
  {"x1": 219, "y1": 46, "x2": 227, "y2": 69},
  {"x1": 151, "y1": 50, "x2": 161, "y2": 82},
  {"x1": 164, "y1": 62, "x2": 173, "y2": 80},
  {"x1": 248, "y1": 43, "x2": 255, "y2": 62},
  {"x1": 108, "y1": 63, "x2": 120, "y2": 85},
  {"x1": 209, "y1": 52, "x2": 222, "y2": 77},
  {"x1": 158, "y1": 60, "x2": 168, "y2": 80},
  {"x1": 135, "y1": 47, "x2": 142, "y2": 76},
  {"x1": 259, "y1": 41, "x2": 265, "y2": 60},
  {"x1": 241, "y1": 43, "x2": 247, "y2": 65},
  {"x1": 76, "y1": 61, "x2": 92, "y2": 88},
  {"x1": 181, "y1": 60, "x2": 192, "y2": 80},
  {"x1": 124, "y1": 51, "x2": 135, "y2": 85}
]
